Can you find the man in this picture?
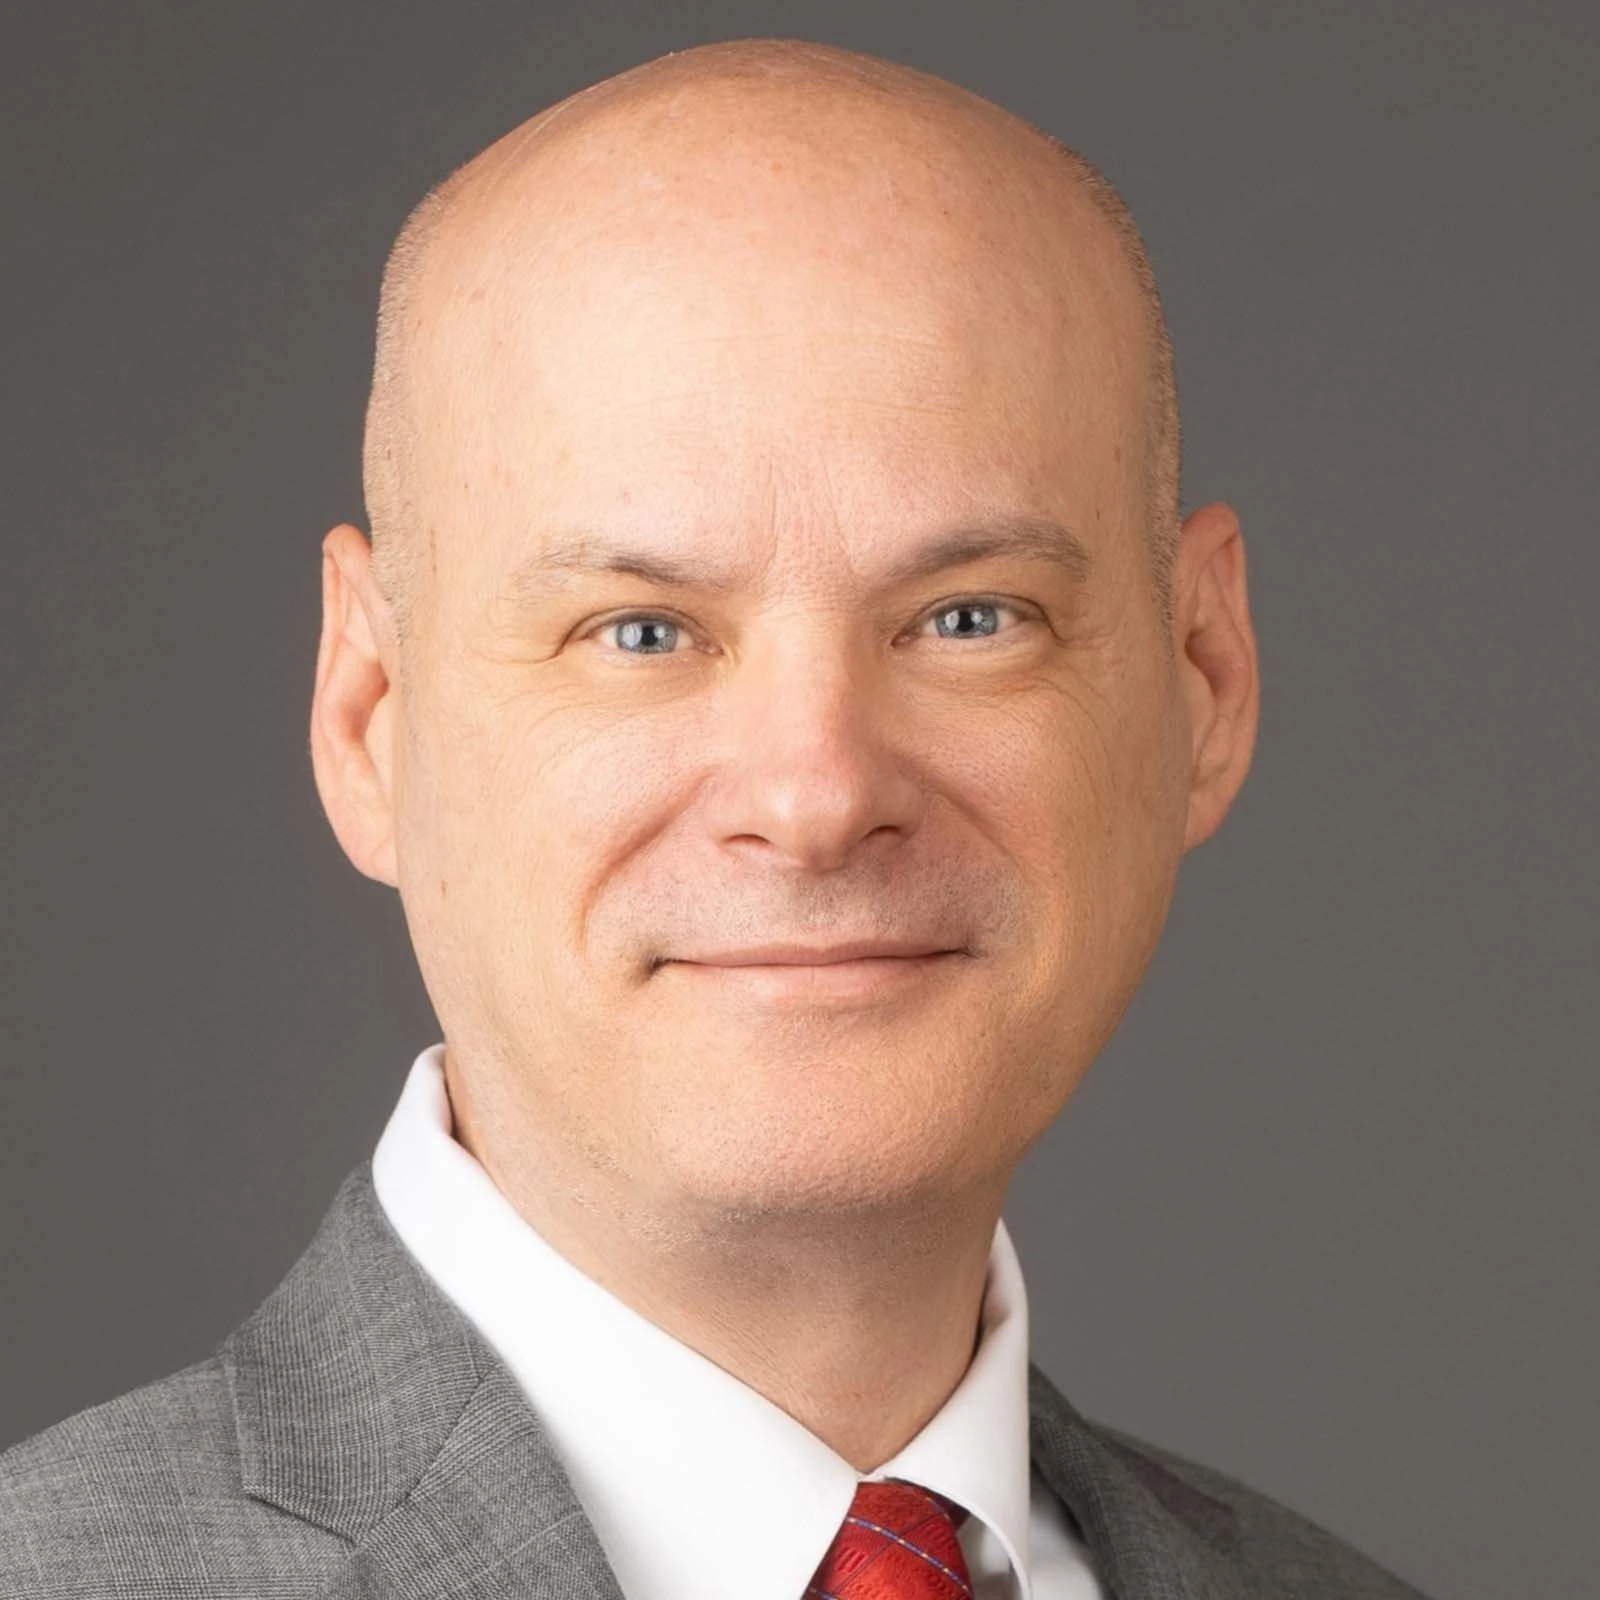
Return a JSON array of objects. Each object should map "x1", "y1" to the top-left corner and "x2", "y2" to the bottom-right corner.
[{"x1": 0, "y1": 37, "x2": 1432, "y2": 1600}]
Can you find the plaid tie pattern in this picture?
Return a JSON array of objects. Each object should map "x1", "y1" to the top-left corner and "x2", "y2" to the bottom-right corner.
[{"x1": 807, "y1": 1478, "x2": 974, "y2": 1600}]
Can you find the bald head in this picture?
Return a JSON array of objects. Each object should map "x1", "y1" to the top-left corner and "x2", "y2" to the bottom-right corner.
[{"x1": 361, "y1": 39, "x2": 1181, "y2": 647}]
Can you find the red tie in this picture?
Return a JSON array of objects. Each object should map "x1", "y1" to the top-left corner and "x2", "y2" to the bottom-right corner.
[{"x1": 807, "y1": 1479, "x2": 974, "y2": 1600}]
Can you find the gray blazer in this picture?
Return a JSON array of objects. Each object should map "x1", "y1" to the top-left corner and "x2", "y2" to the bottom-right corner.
[{"x1": 0, "y1": 1162, "x2": 1433, "y2": 1599}]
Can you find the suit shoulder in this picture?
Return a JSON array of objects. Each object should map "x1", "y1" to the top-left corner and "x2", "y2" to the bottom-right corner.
[
  {"x1": 1092, "y1": 1421, "x2": 1436, "y2": 1599},
  {"x1": 0, "y1": 1356, "x2": 341, "y2": 1598}
]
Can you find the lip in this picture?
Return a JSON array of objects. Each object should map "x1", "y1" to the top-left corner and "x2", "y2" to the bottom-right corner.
[
  {"x1": 663, "y1": 948, "x2": 964, "y2": 1002},
  {"x1": 674, "y1": 940, "x2": 959, "y2": 967}
]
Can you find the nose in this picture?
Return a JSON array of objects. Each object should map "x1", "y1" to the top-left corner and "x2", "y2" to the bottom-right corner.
[{"x1": 703, "y1": 634, "x2": 927, "y2": 874}]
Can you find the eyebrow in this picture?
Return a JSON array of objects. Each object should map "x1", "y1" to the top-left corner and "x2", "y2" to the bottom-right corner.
[{"x1": 502, "y1": 516, "x2": 1092, "y2": 603}]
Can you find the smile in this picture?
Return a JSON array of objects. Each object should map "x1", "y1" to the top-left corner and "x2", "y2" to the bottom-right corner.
[{"x1": 663, "y1": 951, "x2": 965, "y2": 1002}]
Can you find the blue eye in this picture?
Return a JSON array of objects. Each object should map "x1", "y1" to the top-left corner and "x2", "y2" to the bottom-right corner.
[
  {"x1": 925, "y1": 600, "x2": 1013, "y2": 640},
  {"x1": 602, "y1": 615, "x2": 684, "y2": 655}
]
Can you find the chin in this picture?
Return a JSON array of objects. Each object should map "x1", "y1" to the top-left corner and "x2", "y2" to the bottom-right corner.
[
  {"x1": 605, "y1": 984, "x2": 1054, "y2": 1218},
  {"x1": 641, "y1": 1097, "x2": 996, "y2": 1222}
]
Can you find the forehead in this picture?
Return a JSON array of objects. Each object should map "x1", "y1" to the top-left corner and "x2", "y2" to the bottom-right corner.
[{"x1": 405, "y1": 92, "x2": 1148, "y2": 567}]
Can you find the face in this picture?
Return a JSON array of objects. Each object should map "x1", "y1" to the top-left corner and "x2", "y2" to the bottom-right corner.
[{"x1": 343, "y1": 99, "x2": 1209, "y2": 1223}]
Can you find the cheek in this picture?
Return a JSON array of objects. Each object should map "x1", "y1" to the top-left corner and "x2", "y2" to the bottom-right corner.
[
  {"x1": 972, "y1": 672, "x2": 1132, "y2": 874},
  {"x1": 426, "y1": 696, "x2": 695, "y2": 966},
  {"x1": 975, "y1": 662, "x2": 1181, "y2": 988}
]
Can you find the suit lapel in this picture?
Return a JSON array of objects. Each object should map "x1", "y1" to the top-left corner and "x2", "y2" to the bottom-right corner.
[
  {"x1": 219, "y1": 1160, "x2": 624, "y2": 1600},
  {"x1": 319, "y1": 1361, "x2": 627, "y2": 1600},
  {"x1": 1027, "y1": 1365, "x2": 1250, "y2": 1600}
]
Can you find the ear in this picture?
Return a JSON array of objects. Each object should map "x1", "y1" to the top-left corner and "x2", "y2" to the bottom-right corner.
[
  {"x1": 1171, "y1": 501, "x2": 1261, "y2": 853},
  {"x1": 309, "y1": 523, "x2": 401, "y2": 886}
]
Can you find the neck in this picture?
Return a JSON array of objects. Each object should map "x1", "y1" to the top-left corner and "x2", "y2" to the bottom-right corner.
[{"x1": 445, "y1": 1058, "x2": 1006, "y2": 1471}]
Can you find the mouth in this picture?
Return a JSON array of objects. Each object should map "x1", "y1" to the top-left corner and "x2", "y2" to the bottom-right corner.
[
  {"x1": 669, "y1": 939, "x2": 963, "y2": 966},
  {"x1": 657, "y1": 948, "x2": 967, "y2": 1002}
]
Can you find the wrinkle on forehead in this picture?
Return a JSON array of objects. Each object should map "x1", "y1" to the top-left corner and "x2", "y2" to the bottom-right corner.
[{"x1": 362, "y1": 40, "x2": 1179, "y2": 647}]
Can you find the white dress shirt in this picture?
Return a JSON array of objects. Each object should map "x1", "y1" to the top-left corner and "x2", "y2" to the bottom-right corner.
[{"x1": 373, "y1": 1043, "x2": 1103, "y2": 1600}]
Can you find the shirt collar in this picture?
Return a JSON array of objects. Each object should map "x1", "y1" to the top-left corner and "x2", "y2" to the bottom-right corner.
[{"x1": 372, "y1": 1042, "x2": 1034, "y2": 1600}]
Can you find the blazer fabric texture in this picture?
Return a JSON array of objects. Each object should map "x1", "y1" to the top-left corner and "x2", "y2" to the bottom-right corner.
[{"x1": 0, "y1": 1162, "x2": 1434, "y2": 1599}]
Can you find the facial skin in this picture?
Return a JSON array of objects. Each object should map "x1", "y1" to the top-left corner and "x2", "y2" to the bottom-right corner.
[{"x1": 311, "y1": 41, "x2": 1259, "y2": 1469}]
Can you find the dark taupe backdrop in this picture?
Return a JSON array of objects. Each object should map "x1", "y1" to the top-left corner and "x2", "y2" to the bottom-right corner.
[{"x1": 2, "y1": 4, "x2": 1594, "y2": 1598}]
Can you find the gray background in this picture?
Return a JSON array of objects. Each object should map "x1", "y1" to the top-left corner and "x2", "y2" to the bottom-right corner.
[{"x1": 2, "y1": 3, "x2": 1594, "y2": 1597}]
